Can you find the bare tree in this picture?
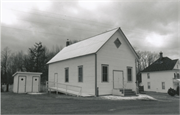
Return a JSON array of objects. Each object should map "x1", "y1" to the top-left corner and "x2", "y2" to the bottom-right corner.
[
  {"x1": 136, "y1": 50, "x2": 159, "y2": 72},
  {"x1": 135, "y1": 50, "x2": 159, "y2": 84},
  {"x1": 1, "y1": 47, "x2": 11, "y2": 92}
]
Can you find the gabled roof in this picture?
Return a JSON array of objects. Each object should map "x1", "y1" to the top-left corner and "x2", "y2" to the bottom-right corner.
[
  {"x1": 47, "y1": 27, "x2": 139, "y2": 64},
  {"x1": 141, "y1": 57, "x2": 178, "y2": 72}
]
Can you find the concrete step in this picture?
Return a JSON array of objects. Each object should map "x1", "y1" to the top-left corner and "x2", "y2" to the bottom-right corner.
[
  {"x1": 124, "y1": 94, "x2": 137, "y2": 96},
  {"x1": 120, "y1": 89, "x2": 133, "y2": 93},
  {"x1": 120, "y1": 89, "x2": 136, "y2": 96}
]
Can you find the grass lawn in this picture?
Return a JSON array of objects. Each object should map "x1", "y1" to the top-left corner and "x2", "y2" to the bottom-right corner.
[{"x1": 1, "y1": 92, "x2": 179, "y2": 114}]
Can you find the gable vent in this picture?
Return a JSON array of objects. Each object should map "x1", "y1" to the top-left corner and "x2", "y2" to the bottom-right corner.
[{"x1": 114, "y1": 38, "x2": 121, "y2": 48}]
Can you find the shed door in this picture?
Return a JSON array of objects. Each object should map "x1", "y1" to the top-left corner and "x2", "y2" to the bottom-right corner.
[
  {"x1": 18, "y1": 76, "x2": 26, "y2": 93},
  {"x1": 54, "y1": 73, "x2": 58, "y2": 87},
  {"x1": 113, "y1": 71, "x2": 123, "y2": 89},
  {"x1": 32, "y1": 77, "x2": 39, "y2": 92}
]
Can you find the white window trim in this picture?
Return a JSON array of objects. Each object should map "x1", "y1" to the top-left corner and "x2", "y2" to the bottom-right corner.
[
  {"x1": 78, "y1": 65, "x2": 83, "y2": 82},
  {"x1": 127, "y1": 67, "x2": 133, "y2": 82},
  {"x1": 101, "y1": 64, "x2": 109, "y2": 82}
]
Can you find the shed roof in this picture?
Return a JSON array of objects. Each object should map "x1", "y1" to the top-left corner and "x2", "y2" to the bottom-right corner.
[
  {"x1": 12, "y1": 72, "x2": 42, "y2": 77},
  {"x1": 47, "y1": 27, "x2": 139, "y2": 64},
  {"x1": 141, "y1": 57, "x2": 178, "y2": 73}
]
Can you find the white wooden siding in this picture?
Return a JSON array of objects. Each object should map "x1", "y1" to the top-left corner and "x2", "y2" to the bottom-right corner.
[
  {"x1": 173, "y1": 60, "x2": 180, "y2": 69},
  {"x1": 142, "y1": 71, "x2": 174, "y2": 93},
  {"x1": 97, "y1": 30, "x2": 137, "y2": 95},
  {"x1": 13, "y1": 73, "x2": 41, "y2": 93},
  {"x1": 48, "y1": 54, "x2": 95, "y2": 95},
  {"x1": 13, "y1": 75, "x2": 18, "y2": 93},
  {"x1": 26, "y1": 75, "x2": 32, "y2": 92}
]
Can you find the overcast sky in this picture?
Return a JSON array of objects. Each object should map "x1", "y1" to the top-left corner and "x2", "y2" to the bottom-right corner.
[{"x1": 1, "y1": 0, "x2": 180, "y2": 59}]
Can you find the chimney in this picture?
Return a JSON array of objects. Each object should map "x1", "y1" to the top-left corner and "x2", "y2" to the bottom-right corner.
[
  {"x1": 66, "y1": 39, "x2": 70, "y2": 46},
  {"x1": 159, "y1": 52, "x2": 163, "y2": 60}
]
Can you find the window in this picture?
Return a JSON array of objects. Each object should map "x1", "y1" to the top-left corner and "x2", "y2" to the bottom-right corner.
[
  {"x1": 147, "y1": 73, "x2": 150, "y2": 79},
  {"x1": 177, "y1": 73, "x2": 180, "y2": 79},
  {"x1": 65, "y1": 68, "x2": 69, "y2": 82},
  {"x1": 174, "y1": 73, "x2": 176, "y2": 79},
  {"x1": 114, "y1": 38, "x2": 121, "y2": 48},
  {"x1": 78, "y1": 66, "x2": 83, "y2": 82},
  {"x1": 162, "y1": 82, "x2": 165, "y2": 89},
  {"x1": 148, "y1": 82, "x2": 150, "y2": 89},
  {"x1": 102, "y1": 65, "x2": 108, "y2": 82},
  {"x1": 127, "y1": 67, "x2": 132, "y2": 82}
]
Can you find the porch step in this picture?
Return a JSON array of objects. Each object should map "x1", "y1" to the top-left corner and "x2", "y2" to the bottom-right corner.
[{"x1": 120, "y1": 89, "x2": 137, "y2": 96}]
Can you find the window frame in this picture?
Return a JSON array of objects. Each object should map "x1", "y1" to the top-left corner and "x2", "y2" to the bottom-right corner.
[
  {"x1": 177, "y1": 73, "x2": 180, "y2": 79},
  {"x1": 65, "y1": 68, "x2": 69, "y2": 82},
  {"x1": 174, "y1": 73, "x2": 177, "y2": 79},
  {"x1": 101, "y1": 64, "x2": 109, "y2": 82},
  {"x1": 114, "y1": 38, "x2": 121, "y2": 48},
  {"x1": 127, "y1": 67, "x2": 133, "y2": 82},
  {"x1": 78, "y1": 65, "x2": 83, "y2": 82},
  {"x1": 148, "y1": 82, "x2": 150, "y2": 89},
  {"x1": 147, "y1": 73, "x2": 150, "y2": 79},
  {"x1": 162, "y1": 82, "x2": 165, "y2": 90}
]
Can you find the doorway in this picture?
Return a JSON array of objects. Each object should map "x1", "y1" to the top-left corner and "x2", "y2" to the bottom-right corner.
[
  {"x1": 32, "y1": 76, "x2": 39, "y2": 92},
  {"x1": 18, "y1": 76, "x2": 26, "y2": 93},
  {"x1": 54, "y1": 73, "x2": 58, "y2": 87},
  {"x1": 113, "y1": 70, "x2": 123, "y2": 89}
]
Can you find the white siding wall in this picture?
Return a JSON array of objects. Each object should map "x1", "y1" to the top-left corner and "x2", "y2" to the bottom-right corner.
[
  {"x1": 26, "y1": 75, "x2": 33, "y2": 92},
  {"x1": 142, "y1": 71, "x2": 174, "y2": 93},
  {"x1": 48, "y1": 54, "x2": 95, "y2": 96},
  {"x1": 13, "y1": 75, "x2": 18, "y2": 93},
  {"x1": 97, "y1": 31, "x2": 137, "y2": 95},
  {"x1": 173, "y1": 60, "x2": 180, "y2": 69}
]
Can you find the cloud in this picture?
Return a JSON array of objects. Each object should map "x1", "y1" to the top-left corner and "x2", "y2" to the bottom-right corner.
[{"x1": 1, "y1": 0, "x2": 179, "y2": 59}]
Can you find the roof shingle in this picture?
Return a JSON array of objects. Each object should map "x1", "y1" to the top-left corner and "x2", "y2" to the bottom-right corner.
[{"x1": 141, "y1": 57, "x2": 178, "y2": 72}]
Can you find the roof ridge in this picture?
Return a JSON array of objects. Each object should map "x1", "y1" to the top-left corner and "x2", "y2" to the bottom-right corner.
[
  {"x1": 65, "y1": 27, "x2": 119, "y2": 47},
  {"x1": 80, "y1": 27, "x2": 119, "y2": 41}
]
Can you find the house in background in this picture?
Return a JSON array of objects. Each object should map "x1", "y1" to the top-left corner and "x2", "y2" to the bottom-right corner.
[
  {"x1": 141, "y1": 52, "x2": 180, "y2": 93},
  {"x1": 47, "y1": 27, "x2": 139, "y2": 97}
]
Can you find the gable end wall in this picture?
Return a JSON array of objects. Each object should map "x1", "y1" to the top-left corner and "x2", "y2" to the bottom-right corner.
[{"x1": 96, "y1": 30, "x2": 137, "y2": 95}]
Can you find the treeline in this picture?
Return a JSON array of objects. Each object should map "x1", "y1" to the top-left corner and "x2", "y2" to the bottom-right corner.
[
  {"x1": 1, "y1": 42, "x2": 62, "y2": 91},
  {"x1": 136, "y1": 50, "x2": 159, "y2": 83},
  {"x1": 1, "y1": 42, "x2": 160, "y2": 91}
]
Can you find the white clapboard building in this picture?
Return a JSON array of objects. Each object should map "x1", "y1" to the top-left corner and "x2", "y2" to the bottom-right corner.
[
  {"x1": 141, "y1": 52, "x2": 180, "y2": 93},
  {"x1": 12, "y1": 72, "x2": 42, "y2": 93},
  {"x1": 47, "y1": 27, "x2": 139, "y2": 97}
]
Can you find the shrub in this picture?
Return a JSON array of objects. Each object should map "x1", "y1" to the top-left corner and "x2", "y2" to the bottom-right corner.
[{"x1": 167, "y1": 88, "x2": 176, "y2": 96}]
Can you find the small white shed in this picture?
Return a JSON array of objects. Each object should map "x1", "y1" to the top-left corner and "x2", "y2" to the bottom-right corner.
[{"x1": 12, "y1": 72, "x2": 42, "y2": 93}]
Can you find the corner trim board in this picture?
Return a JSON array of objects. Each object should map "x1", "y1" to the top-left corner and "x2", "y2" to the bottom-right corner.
[{"x1": 95, "y1": 53, "x2": 97, "y2": 96}]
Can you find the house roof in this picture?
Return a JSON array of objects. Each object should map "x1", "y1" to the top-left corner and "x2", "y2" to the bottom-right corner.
[
  {"x1": 141, "y1": 57, "x2": 178, "y2": 73},
  {"x1": 47, "y1": 27, "x2": 139, "y2": 64}
]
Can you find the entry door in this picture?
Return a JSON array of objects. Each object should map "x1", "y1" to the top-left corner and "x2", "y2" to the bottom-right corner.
[
  {"x1": 32, "y1": 77, "x2": 39, "y2": 92},
  {"x1": 18, "y1": 76, "x2": 26, "y2": 93},
  {"x1": 54, "y1": 73, "x2": 58, "y2": 87},
  {"x1": 113, "y1": 71, "x2": 123, "y2": 89}
]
